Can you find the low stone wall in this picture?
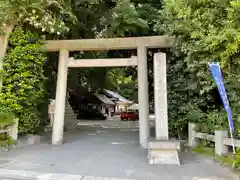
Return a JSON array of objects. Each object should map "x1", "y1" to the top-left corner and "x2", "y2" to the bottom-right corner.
[
  {"x1": 0, "y1": 118, "x2": 19, "y2": 141},
  {"x1": 188, "y1": 123, "x2": 240, "y2": 156},
  {"x1": 1, "y1": 134, "x2": 43, "y2": 152}
]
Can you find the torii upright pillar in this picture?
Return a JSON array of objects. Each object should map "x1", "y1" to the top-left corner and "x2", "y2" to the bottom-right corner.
[
  {"x1": 137, "y1": 45, "x2": 150, "y2": 149},
  {"x1": 52, "y1": 49, "x2": 69, "y2": 145}
]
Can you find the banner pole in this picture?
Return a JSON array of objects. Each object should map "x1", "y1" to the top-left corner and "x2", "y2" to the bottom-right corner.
[
  {"x1": 209, "y1": 62, "x2": 236, "y2": 156},
  {"x1": 229, "y1": 127, "x2": 236, "y2": 154}
]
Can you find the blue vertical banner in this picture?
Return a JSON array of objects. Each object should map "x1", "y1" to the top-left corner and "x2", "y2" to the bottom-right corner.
[{"x1": 209, "y1": 63, "x2": 234, "y2": 132}]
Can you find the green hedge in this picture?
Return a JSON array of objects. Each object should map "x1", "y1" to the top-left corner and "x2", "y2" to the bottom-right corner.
[{"x1": 0, "y1": 27, "x2": 48, "y2": 135}]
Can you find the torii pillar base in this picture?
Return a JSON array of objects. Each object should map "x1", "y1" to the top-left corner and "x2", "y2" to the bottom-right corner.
[{"x1": 148, "y1": 139, "x2": 181, "y2": 165}]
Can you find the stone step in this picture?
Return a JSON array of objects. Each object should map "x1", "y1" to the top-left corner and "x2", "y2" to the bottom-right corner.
[
  {"x1": 65, "y1": 115, "x2": 75, "y2": 117},
  {"x1": 65, "y1": 117, "x2": 76, "y2": 119},
  {"x1": 66, "y1": 112, "x2": 74, "y2": 114},
  {"x1": 65, "y1": 110, "x2": 74, "y2": 113},
  {"x1": 65, "y1": 113, "x2": 76, "y2": 116},
  {"x1": 64, "y1": 120, "x2": 77, "y2": 122},
  {"x1": 65, "y1": 112, "x2": 75, "y2": 114},
  {"x1": 65, "y1": 118, "x2": 77, "y2": 121}
]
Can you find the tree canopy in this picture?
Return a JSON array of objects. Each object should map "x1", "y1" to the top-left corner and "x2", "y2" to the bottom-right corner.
[
  {"x1": 1, "y1": 0, "x2": 240, "y2": 140},
  {"x1": 0, "y1": 28, "x2": 48, "y2": 135},
  {"x1": 0, "y1": 0, "x2": 75, "y2": 91},
  {"x1": 0, "y1": 0, "x2": 74, "y2": 33},
  {"x1": 156, "y1": 0, "x2": 240, "y2": 135}
]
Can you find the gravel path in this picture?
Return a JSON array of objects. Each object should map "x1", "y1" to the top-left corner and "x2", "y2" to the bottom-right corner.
[{"x1": 0, "y1": 120, "x2": 238, "y2": 180}]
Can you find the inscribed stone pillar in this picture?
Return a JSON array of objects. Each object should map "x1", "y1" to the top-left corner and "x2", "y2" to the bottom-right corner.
[
  {"x1": 52, "y1": 49, "x2": 69, "y2": 145},
  {"x1": 153, "y1": 53, "x2": 168, "y2": 140},
  {"x1": 137, "y1": 46, "x2": 150, "y2": 148}
]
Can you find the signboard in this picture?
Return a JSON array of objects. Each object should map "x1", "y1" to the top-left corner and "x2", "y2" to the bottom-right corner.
[
  {"x1": 209, "y1": 63, "x2": 235, "y2": 153},
  {"x1": 209, "y1": 63, "x2": 234, "y2": 131}
]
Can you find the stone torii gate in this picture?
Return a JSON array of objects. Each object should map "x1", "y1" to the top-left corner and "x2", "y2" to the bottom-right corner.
[{"x1": 43, "y1": 36, "x2": 172, "y2": 149}]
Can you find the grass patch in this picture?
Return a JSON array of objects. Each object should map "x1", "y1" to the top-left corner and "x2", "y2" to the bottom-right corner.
[
  {"x1": 193, "y1": 145, "x2": 240, "y2": 171},
  {"x1": 0, "y1": 135, "x2": 16, "y2": 148},
  {"x1": 193, "y1": 145, "x2": 215, "y2": 157}
]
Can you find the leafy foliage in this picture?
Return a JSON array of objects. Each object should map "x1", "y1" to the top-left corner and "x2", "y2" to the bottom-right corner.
[
  {"x1": 99, "y1": 0, "x2": 149, "y2": 37},
  {"x1": 0, "y1": 111, "x2": 14, "y2": 128},
  {"x1": 3, "y1": 0, "x2": 238, "y2": 141},
  {"x1": 155, "y1": 0, "x2": 240, "y2": 135},
  {"x1": 0, "y1": 28, "x2": 48, "y2": 135},
  {"x1": 0, "y1": 134, "x2": 15, "y2": 148},
  {"x1": 0, "y1": 0, "x2": 75, "y2": 34},
  {"x1": 0, "y1": 105, "x2": 16, "y2": 147},
  {"x1": 107, "y1": 68, "x2": 138, "y2": 100},
  {"x1": 232, "y1": 148, "x2": 240, "y2": 170},
  {"x1": 46, "y1": 0, "x2": 151, "y2": 97}
]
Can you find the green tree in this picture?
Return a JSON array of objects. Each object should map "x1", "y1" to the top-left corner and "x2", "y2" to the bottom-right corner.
[
  {"x1": 107, "y1": 68, "x2": 138, "y2": 100},
  {"x1": 0, "y1": 28, "x2": 48, "y2": 135},
  {"x1": 155, "y1": 0, "x2": 240, "y2": 134},
  {"x1": 47, "y1": 0, "x2": 150, "y2": 95},
  {"x1": 0, "y1": 0, "x2": 75, "y2": 90}
]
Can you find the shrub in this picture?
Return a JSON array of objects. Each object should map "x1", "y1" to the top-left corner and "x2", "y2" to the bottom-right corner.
[
  {"x1": 0, "y1": 111, "x2": 14, "y2": 128},
  {"x1": 0, "y1": 106, "x2": 16, "y2": 148},
  {"x1": 0, "y1": 27, "x2": 48, "y2": 135},
  {"x1": 155, "y1": 0, "x2": 240, "y2": 136}
]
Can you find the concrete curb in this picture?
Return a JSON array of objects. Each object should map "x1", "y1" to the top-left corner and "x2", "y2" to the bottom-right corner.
[
  {"x1": 0, "y1": 169, "x2": 135, "y2": 180},
  {"x1": 0, "y1": 169, "x2": 83, "y2": 180}
]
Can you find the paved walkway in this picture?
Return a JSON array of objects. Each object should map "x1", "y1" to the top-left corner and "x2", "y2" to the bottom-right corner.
[{"x1": 0, "y1": 120, "x2": 238, "y2": 180}]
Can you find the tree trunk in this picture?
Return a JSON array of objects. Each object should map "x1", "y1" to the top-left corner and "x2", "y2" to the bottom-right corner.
[{"x1": 0, "y1": 25, "x2": 13, "y2": 91}]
